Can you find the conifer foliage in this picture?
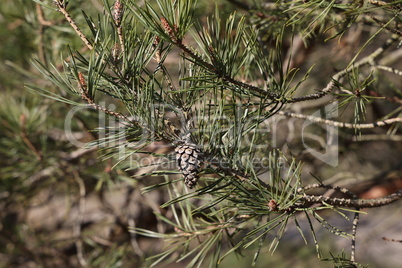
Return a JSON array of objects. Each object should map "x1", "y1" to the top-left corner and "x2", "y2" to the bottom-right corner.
[{"x1": 17, "y1": 0, "x2": 402, "y2": 267}]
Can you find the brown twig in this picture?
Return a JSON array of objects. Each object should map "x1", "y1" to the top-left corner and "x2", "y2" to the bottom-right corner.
[
  {"x1": 161, "y1": 16, "x2": 398, "y2": 104},
  {"x1": 301, "y1": 183, "x2": 357, "y2": 198},
  {"x1": 36, "y1": 4, "x2": 47, "y2": 64},
  {"x1": 77, "y1": 73, "x2": 168, "y2": 141},
  {"x1": 152, "y1": 36, "x2": 176, "y2": 92},
  {"x1": 287, "y1": 35, "x2": 399, "y2": 103},
  {"x1": 159, "y1": 17, "x2": 280, "y2": 99},
  {"x1": 77, "y1": 73, "x2": 127, "y2": 120},
  {"x1": 36, "y1": 3, "x2": 57, "y2": 64},
  {"x1": 367, "y1": 0, "x2": 402, "y2": 12},
  {"x1": 54, "y1": 0, "x2": 94, "y2": 50},
  {"x1": 382, "y1": 237, "x2": 402, "y2": 243},
  {"x1": 366, "y1": 12, "x2": 402, "y2": 37},
  {"x1": 367, "y1": 88, "x2": 402, "y2": 104}
]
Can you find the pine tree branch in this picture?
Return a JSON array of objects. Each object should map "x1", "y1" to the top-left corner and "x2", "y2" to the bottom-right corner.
[
  {"x1": 78, "y1": 73, "x2": 130, "y2": 122},
  {"x1": 175, "y1": 39, "x2": 281, "y2": 99},
  {"x1": 374, "y1": 64, "x2": 402, "y2": 77},
  {"x1": 36, "y1": 3, "x2": 51, "y2": 64},
  {"x1": 299, "y1": 182, "x2": 360, "y2": 263},
  {"x1": 301, "y1": 183, "x2": 357, "y2": 198},
  {"x1": 366, "y1": 12, "x2": 402, "y2": 37},
  {"x1": 159, "y1": 18, "x2": 281, "y2": 99},
  {"x1": 287, "y1": 35, "x2": 399, "y2": 103},
  {"x1": 278, "y1": 111, "x2": 402, "y2": 129},
  {"x1": 77, "y1": 72, "x2": 169, "y2": 142},
  {"x1": 165, "y1": 20, "x2": 398, "y2": 104},
  {"x1": 351, "y1": 210, "x2": 359, "y2": 263},
  {"x1": 382, "y1": 237, "x2": 402, "y2": 243},
  {"x1": 299, "y1": 189, "x2": 402, "y2": 208},
  {"x1": 54, "y1": 0, "x2": 94, "y2": 50},
  {"x1": 367, "y1": 0, "x2": 402, "y2": 12}
]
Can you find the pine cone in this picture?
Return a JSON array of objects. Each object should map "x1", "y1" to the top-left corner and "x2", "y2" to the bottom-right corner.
[
  {"x1": 175, "y1": 141, "x2": 201, "y2": 188},
  {"x1": 113, "y1": 1, "x2": 124, "y2": 26}
]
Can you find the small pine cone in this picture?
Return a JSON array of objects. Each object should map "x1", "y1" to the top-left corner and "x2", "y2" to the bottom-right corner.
[
  {"x1": 110, "y1": 43, "x2": 121, "y2": 64},
  {"x1": 77, "y1": 72, "x2": 87, "y2": 91},
  {"x1": 161, "y1": 17, "x2": 176, "y2": 42},
  {"x1": 175, "y1": 142, "x2": 201, "y2": 189},
  {"x1": 113, "y1": 1, "x2": 124, "y2": 26}
]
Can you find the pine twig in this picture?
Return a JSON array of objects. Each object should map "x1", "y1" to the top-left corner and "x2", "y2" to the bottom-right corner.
[
  {"x1": 366, "y1": 12, "x2": 402, "y2": 37},
  {"x1": 77, "y1": 73, "x2": 127, "y2": 120},
  {"x1": 278, "y1": 111, "x2": 402, "y2": 129},
  {"x1": 287, "y1": 35, "x2": 399, "y2": 103},
  {"x1": 36, "y1": 3, "x2": 52, "y2": 64},
  {"x1": 160, "y1": 17, "x2": 280, "y2": 99},
  {"x1": 53, "y1": 0, "x2": 94, "y2": 50},
  {"x1": 301, "y1": 183, "x2": 357, "y2": 198},
  {"x1": 382, "y1": 237, "x2": 402, "y2": 243},
  {"x1": 374, "y1": 64, "x2": 402, "y2": 77},
  {"x1": 163, "y1": 17, "x2": 398, "y2": 105},
  {"x1": 367, "y1": 0, "x2": 402, "y2": 12},
  {"x1": 178, "y1": 41, "x2": 280, "y2": 99},
  {"x1": 351, "y1": 210, "x2": 360, "y2": 263},
  {"x1": 301, "y1": 184, "x2": 360, "y2": 263},
  {"x1": 300, "y1": 188, "x2": 402, "y2": 208}
]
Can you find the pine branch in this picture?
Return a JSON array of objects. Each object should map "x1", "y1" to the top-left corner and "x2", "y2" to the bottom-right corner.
[
  {"x1": 301, "y1": 183, "x2": 357, "y2": 198},
  {"x1": 366, "y1": 12, "x2": 402, "y2": 37},
  {"x1": 23, "y1": 0, "x2": 402, "y2": 266},
  {"x1": 53, "y1": 0, "x2": 94, "y2": 50},
  {"x1": 36, "y1": 3, "x2": 53, "y2": 64},
  {"x1": 287, "y1": 35, "x2": 399, "y2": 103},
  {"x1": 278, "y1": 111, "x2": 402, "y2": 129},
  {"x1": 299, "y1": 189, "x2": 402, "y2": 208},
  {"x1": 374, "y1": 64, "x2": 402, "y2": 77},
  {"x1": 77, "y1": 73, "x2": 127, "y2": 120},
  {"x1": 351, "y1": 210, "x2": 359, "y2": 263},
  {"x1": 176, "y1": 41, "x2": 283, "y2": 100},
  {"x1": 367, "y1": 0, "x2": 402, "y2": 12},
  {"x1": 166, "y1": 21, "x2": 398, "y2": 105},
  {"x1": 160, "y1": 17, "x2": 281, "y2": 99},
  {"x1": 382, "y1": 237, "x2": 402, "y2": 243}
]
